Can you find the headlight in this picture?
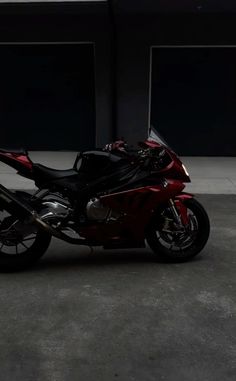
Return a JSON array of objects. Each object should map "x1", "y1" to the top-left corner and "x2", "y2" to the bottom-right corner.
[{"x1": 182, "y1": 164, "x2": 189, "y2": 177}]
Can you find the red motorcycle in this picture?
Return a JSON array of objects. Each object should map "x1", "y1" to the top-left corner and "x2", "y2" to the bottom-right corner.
[{"x1": 0, "y1": 127, "x2": 210, "y2": 270}]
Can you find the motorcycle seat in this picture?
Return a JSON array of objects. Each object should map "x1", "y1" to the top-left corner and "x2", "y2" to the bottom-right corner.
[
  {"x1": 33, "y1": 163, "x2": 78, "y2": 181},
  {"x1": 0, "y1": 148, "x2": 27, "y2": 155}
]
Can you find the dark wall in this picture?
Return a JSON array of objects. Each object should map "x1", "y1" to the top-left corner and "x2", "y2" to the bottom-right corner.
[
  {"x1": 1, "y1": 3, "x2": 236, "y2": 154},
  {"x1": 0, "y1": 2, "x2": 113, "y2": 149},
  {"x1": 115, "y1": 13, "x2": 236, "y2": 153},
  {"x1": 151, "y1": 47, "x2": 236, "y2": 156},
  {"x1": 116, "y1": 0, "x2": 236, "y2": 13},
  {"x1": 0, "y1": 43, "x2": 96, "y2": 150}
]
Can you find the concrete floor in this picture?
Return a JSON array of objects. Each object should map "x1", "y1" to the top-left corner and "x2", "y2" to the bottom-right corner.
[
  {"x1": 0, "y1": 195, "x2": 235, "y2": 381},
  {"x1": 0, "y1": 152, "x2": 236, "y2": 193}
]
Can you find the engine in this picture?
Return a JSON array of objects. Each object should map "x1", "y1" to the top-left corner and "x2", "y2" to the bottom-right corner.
[
  {"x1": 37, "y1": 193, "x2": 120, "y2": 225},
  {"x1": 86, "y1": 198, "x2": 121, "y2": 221}
]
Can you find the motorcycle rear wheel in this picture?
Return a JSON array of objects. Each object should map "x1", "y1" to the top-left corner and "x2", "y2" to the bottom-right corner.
[
  {"x1": 0, "y1": 218, "x2": 51, "y2": 272},
  {"x1": 146, "y1": 198, "x2": 210, "y2": 262}
]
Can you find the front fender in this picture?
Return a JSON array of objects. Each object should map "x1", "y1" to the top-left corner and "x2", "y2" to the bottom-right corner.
[{"x1": 175, "y1": 192, "x2": 193, "y2": 201}]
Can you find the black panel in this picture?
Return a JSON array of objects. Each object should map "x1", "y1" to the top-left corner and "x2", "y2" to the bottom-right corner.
[
  {"x1": 116, "y1": 0, "x2": 236, "y2": 13},
  {"x1": 151, "y1": 47, "x2": 236, "y2": 156},
  {"x1": 0, "y1": 44, "x2": 95, "y2": 150}
]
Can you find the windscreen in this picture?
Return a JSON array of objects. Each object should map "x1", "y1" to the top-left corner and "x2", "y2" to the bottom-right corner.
[{"x1": 148, "y1": 126, "x2": 171, "y2": 149}]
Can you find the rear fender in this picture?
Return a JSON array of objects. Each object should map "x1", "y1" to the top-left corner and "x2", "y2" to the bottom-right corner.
[{"x1": 0, "y1": 152, "x2": 33, "y2": 177}]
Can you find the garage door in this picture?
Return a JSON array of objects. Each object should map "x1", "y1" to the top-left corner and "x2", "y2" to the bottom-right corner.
[
  {"x1": 0, "y1": 43, "x2": 95, "y2": 150},
  {"x1": 150, "y1": 47, "x2": 236, "y2": 156}
]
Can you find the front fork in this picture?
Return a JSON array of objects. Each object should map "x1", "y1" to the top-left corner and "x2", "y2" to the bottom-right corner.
[{"x1": 168, "y1": 198, "x2": 190, "y2": 228}]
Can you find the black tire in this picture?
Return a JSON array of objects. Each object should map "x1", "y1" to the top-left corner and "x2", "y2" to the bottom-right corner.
[
  {"x1": 0, "y1": 190, "x2": 52, "y2": 272},
  {"x1": 0, "y1": 229, "x2": 51, "y2": 272},
  {"x1": 146, "y1": 198, "x2": 210, "y2": 262}
]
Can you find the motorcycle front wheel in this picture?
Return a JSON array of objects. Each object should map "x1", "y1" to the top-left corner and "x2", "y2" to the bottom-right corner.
[{"x1": 146, "y1": 198, "x2": 210, "y2": 262}]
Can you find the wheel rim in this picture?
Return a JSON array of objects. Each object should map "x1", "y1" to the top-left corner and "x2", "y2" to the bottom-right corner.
[
  {"x1": 0, "y1": 214, "x2": 38, "y2": 256},
  {"x1": 155, "y1": 207, "x2": 199, "y2": 252}
]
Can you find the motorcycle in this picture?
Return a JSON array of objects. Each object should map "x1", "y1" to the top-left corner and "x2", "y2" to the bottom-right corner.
[{"x1": 0, "y1": 127, "x2": 210, "y2": 270}]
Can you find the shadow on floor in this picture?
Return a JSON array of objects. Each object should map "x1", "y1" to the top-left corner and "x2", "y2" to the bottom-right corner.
[{"x1": 30, "y1": 247, "x2": 205, "y2": 273}]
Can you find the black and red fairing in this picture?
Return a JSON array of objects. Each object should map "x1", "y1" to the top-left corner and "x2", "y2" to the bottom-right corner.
[
  {"x1": 140, "y1": 127, "x2": 191, "y2": 183},
  {"x1": 79, "y1": 180, "x2": 186, "y2": 245},
  {"x1": 0, "y1": 149, "x2": 33, "y2": 179}
]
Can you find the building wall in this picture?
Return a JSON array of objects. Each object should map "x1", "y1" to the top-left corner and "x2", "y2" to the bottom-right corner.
[
  {"x1": 1, "y1": 2, "x2": 236, "y2": 153},
  {"x1": 115, "y1": 13, "x2": 236, "y2": 151},
  {"x1": 0, "y1": 2, "x2": 113, "y2": 148}
]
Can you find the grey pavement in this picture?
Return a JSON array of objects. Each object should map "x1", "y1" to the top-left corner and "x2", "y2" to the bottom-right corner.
[
  {"x1": 0, "y1": 195, "x2": 235, "y2": 381},
  {"x1": 0, "y1": 152, "x2": 236, "y2": 193},
  {"x1": 183, "y1": 157, "x2": 236, "y2": 194}
]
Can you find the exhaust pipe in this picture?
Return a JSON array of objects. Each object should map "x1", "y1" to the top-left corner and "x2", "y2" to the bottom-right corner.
[{"x1": 0, "y1": 184, "x2": 89, "y2": 245}]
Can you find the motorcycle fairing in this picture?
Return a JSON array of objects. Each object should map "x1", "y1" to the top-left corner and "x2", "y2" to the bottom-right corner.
[{"x1": 79, "y1": 180, "x2": 185, "y2": 246}]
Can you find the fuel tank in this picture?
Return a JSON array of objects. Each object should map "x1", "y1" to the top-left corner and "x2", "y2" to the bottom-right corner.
[
  {"x1": 74, "y1": 150, "x2": 137, "y2": 187},
  {"x1": 74, "y1": 150, "x2": 124, "y2": 178}
]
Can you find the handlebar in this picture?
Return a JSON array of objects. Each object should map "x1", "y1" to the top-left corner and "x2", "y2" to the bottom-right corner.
[{"x1": 103, "y1": 141, "x2": 166, "y2": 161}]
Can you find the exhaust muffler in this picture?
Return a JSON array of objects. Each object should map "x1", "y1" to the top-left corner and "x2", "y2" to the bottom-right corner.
[{"x1": 0, "y1": 184, "x2": 88, "y2": 245}]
